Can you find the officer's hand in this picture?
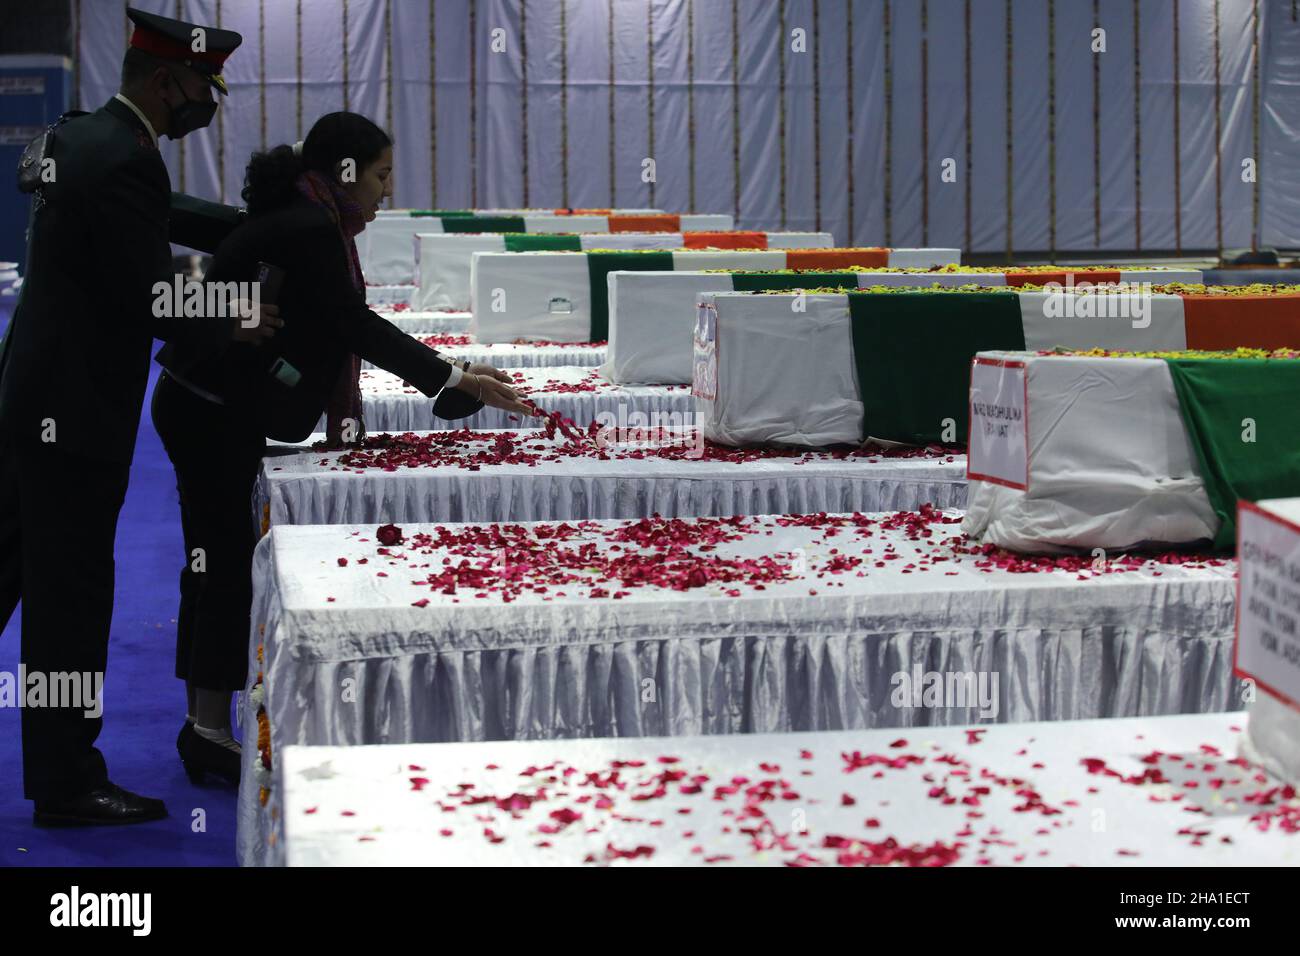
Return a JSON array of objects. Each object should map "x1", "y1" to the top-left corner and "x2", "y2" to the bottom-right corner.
[{"x1": 230, "y1": 301, "x2": 284, "y2": 344}]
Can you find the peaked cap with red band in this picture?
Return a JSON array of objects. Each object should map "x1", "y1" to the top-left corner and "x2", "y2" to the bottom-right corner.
[{"x1": 127, "y1": 7, "x2": 243, "y2": 96}]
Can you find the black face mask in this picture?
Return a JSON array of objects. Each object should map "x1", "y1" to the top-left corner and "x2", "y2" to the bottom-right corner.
[{"x1": 164, "y1": 73, "x2": 217, "y2": 139}]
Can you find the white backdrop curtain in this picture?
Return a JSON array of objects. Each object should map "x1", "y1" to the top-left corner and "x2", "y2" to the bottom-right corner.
[{"x1": 75, "y1": 0, "x2": 1300, "y2": 252}]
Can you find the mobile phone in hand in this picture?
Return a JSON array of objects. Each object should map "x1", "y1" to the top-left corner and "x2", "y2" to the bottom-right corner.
[{"x1": 256, "y1": 261, "x2": 286, "y2": 305}]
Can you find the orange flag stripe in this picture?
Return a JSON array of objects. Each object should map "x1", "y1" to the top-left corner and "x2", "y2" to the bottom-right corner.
[
  {"x1": 1181, "y1": 294, "x2": 1300, "y2": 350},
  {"x1": 1003, "y1": 270, "x2": 1123, "y2": 287},
  {"x1": 785, "y1": 249, "x2": 890, "y2": 270},
  {"x1": 681, "y1": 231, "x2": 768, "y2": 250},
  {"x1": 608, "y1": 214, "x2": 682, "y2": 232}
]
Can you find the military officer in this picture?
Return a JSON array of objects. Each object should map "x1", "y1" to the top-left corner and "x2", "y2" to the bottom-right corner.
[{"x1": 0, "y1": 7, "x2": 280, "y2": 826}]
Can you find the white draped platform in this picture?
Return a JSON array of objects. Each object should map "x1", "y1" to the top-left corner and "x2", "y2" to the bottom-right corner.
[
  {"x1": 256, "y1": 429, "x2": 968, "y2": 526},
  {"x1": 360, "y1": 337, "x2": 607, "y2": 372},
  {"x1": 237, "y1": 510, "x2": 1240, "y2": 865},
  {"x1": 273, "y1": 713, "x2": 1298, "y2": 866},
  {"x1": 331, "y1": 366, "x2": 694, "y2": 433},
  {"x1": 372, "y1": 310, "x2": 472, "y2": 335}
]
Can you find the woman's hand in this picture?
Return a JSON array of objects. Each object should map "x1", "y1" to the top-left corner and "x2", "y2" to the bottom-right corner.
[
  {"x1": 467, "y1": 363, "x2": 512, "y2": 382},
  {"x1": 454, "y1": 368, "x2": 538, "y2": 417}
]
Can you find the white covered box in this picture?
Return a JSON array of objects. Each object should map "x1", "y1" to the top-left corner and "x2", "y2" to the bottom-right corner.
[
  {"x1": 603, "y1": 266, "x2": 1199, "y2": 386},
  {"x1": 360, "y1": 211, "x2": 728, "y2": 284},
  {"x1": 415, "y1": 229, "x2": 819, "y2": 312},
  {"x1": 469, "y1": 242, "x2": 947, "y2": 344},
  {"x1": 694, "y1": 292, "x2": 863, "y2": 448},
  {"x1": 962, "y1": 351, "x2": 1216, "y2": 553}
]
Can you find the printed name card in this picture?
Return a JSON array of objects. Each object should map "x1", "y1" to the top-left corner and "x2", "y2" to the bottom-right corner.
[
  {"x1": 967, "y1": 356, "x2": 1028, "y2": 491},
  {"x1": 1236, "y1": 500, "x2": 1300, "y2": 710}
]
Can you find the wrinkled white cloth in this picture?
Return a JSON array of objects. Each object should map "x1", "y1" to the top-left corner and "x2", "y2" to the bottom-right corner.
[
  {"x1": 962, "y1": 352, "x2": 1218, "y2": 552},
  {"x1": 238, "y1": 511, "x2": 1240, "y2": 865}
]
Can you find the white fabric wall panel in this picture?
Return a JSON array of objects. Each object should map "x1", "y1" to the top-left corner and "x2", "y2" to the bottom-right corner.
[
  {"x1": 1136, "y1": 0, "x2": 1176, "y2": 252},
  {"x1": 612, "y1": 0, "x2": 653, "y2": 210},
  {"x1": 966, "y1": 0, "x2": 1010, "y2": 252},
  {"x1": 1095, "y1": 0, "x2": 1137, "y2": 250},
  {"x1": 850, "y1": 2, "x2": 887, "y2": 248},
  {"x1": 736, "y1": 2, "x2": 782, "y2": 234},
  {"x1": 520, "y1": 0, "x2": 563, "y2": 212},
  {"x1": 1263, "y1": 0, "x2": 1300, "y2": 248},
  {"x1": 1052, "y1": 0, "x2": 1097, "y2": 252},
  {"x1": 1009, "y1": 0, "x2": 1050, "y2": 253},
  {"x1": 563, "y1": 0, "x2": 612, "y2": 208},
  {"x1": 884, "y1": 0, "x2": 922, "y2": 250},
  {"x1": 923, "y1": 0, "x2": 967, "y2": 251},
  {"x1": 690, "y1": 0, "x2": 738, "y2": 223},
  {"x1": 482, "y1": 0, "x2": 522, "y2": 210},
  {"x1": 781, "y1": 0, "x2": 814, "y2": 234},
  {"x1": 75, "y1": 0, "x2": 1298, "y2": 256}
]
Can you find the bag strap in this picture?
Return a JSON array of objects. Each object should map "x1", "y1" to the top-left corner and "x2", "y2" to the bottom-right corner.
[{"x1": 17, "y1": 110, "x2": 90, "y2": 197}]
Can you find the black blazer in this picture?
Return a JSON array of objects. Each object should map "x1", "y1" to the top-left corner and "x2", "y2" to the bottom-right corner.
[
  {"x1": 156, "y1": 196, "x2": 483, "y2": 441},
  {"x1": 0, "y1": 98, "x2": 231, "y2": 463}
]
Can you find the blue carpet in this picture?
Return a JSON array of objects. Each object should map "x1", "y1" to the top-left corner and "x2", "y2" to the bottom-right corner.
[{"x1": 0, "y1": 361, "x2": 239, "y2": 867}]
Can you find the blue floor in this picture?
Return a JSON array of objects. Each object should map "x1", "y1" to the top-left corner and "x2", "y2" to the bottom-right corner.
[{"x1": 0, "y1": 360, "x2": 239, "y2": 867}]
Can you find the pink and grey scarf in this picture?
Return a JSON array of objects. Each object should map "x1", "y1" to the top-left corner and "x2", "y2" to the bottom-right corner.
[{"x1": 295, "y1": 168, "x2": 367, "y2": 446}]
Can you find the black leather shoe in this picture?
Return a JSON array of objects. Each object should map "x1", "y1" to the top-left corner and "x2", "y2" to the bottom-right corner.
[
  {"x1": 178, "y1": 721, "x2": 241, "y2": 786},
  {"x1": 33, "y1": 782, "x2": 168, "y2": 827}
]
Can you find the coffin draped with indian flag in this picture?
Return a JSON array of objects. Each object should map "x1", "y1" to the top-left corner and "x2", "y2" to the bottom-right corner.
[
  {"x1": 469, "y1": 247, "x2": 962, "y2": 344},
  {"x1": 361, "y1": 210, "x2": 726, "y2": 284},
  {"x1": 962, "y1": 348, "x2": 1300, "y2": 554},
  {"x1": 605, "y1": 265, "x2": 1201, "y2": 385},
  {"x1": 693, "y1": 283, "x2": 1300, "y2": 453},
  {"x1": 417, "y1": 230, "x2": 834, "y2": 312}
]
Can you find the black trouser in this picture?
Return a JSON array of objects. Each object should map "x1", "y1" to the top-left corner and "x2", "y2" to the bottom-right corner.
[
  {"x1": 0, "y1": 439, "x2": 128, "y2": 801},
  {"x1": 150, "y1": 373, "x2": 266, "y2": 693}
]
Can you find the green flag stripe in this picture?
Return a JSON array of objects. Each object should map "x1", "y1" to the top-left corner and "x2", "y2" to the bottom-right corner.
[
  {"x1": 848, "y1": 291, "x2": 1026, "y2": 444},
  {"x1": 1166, "y1": 357, "x2": 1300, "y2": 551},
  {"x1": 440, "y1": 216, "x2": 527, "y2": 233},
  {"x1": 586, "y1": 251, "x2": 676, "y2": 341},
  {"x1": 503, "y1": 234, "x2": 583, "y2": 252},
  {"x1": 729, "y1": 271, "x2": 860, "y2": 292}
]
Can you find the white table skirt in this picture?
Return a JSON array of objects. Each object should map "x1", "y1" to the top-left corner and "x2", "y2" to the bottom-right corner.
[
  {"x1": 360, "y1": 338, "x2": 606, "y2": 371},
  {"x1": 256, "y1": 429, "x2": 968, "y2": 526},
  {"x1": 364, "y1": 284, "x2": 415, "y2": 308},
  {"x1": 373, "y1": 310, "x2": 472, "y2": 334},
  {"x1": 327, "y1": 367, "x2": 693, "y2": 433},
  {"x1": 238, "y1": 511, "x2": 1241, "y2": 865},
  {"x1": 272, "y1": 713, "x2": 1299, "y2": 866}
]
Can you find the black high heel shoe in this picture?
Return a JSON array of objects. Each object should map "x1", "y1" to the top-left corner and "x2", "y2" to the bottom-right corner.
[{"x1": 177, "y1": 721, "x2": 242, "y2": 785}]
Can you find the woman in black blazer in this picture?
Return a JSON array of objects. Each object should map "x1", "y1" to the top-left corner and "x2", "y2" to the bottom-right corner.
[{"x1": 152, "y1": 112, "x2": 533, "y2": 784}]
